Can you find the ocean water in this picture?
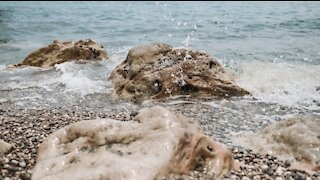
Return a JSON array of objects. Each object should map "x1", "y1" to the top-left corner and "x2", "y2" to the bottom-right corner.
[{"x1": 0, "y1": 1, "x2": 320, "y2": 112}]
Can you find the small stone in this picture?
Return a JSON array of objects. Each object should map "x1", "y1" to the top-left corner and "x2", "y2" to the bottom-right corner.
[
  {"x1": 292, "y1": 172, "x2": 307, "y2": 180},
  {"x1": 261, "y1": 164, "x2": 268, "y2": 170},
  {"x1": 19, "y1": 161, "x2": 26, "y2": 167},
  {"x1": 242, "y1": 176, "x2": 250, "y2": 180},
  {"x1": 253, "y1": 175, "x2": 261, "y2": 180},
  {"x1": 264, "y1": 168, "x2": 274, "y2": 176},
  {"x1": 284, "y1": 160, "x2": 290, "y2": 167},
  {"x1": 229, "y1": 174, "x2": 239, "y2": 179},
  {"x1": 4, "y1": 158, "x2": 10, "y2": 163},
  {"x1": 4, "y1": 164, "x2": 11, "y2": 169},
  {"x1": 19, "y1": 173, "x2": 31, "y2": 180},
  {"x1": 275, "y1": 177, "x2": 283, "y2": 180},
  {"x1": 11, "y1": 159, "x2": 18, "y2": 165},
  {"x1": 275, "y1": 166, "x2": 284, "y2": 176}
]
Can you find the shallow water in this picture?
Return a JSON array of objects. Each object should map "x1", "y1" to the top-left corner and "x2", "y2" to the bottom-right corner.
[{"x1": 0, "y1": 1, "x2": 319, "y2": 114}]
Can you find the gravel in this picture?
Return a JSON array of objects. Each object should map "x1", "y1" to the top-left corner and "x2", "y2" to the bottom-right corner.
[{"x1": 0, "y1": 100, "x2": 319, "y2": 180}]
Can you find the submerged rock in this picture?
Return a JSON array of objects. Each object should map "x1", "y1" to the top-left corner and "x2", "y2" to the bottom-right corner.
[
  {"x1": 0, "y1": 139, "x2": 11, "y2": 156},
  {"x1": 32, "y1": 106, "x2": 236, "y2": 180},
  {"x1": 232, "y1": 115, "x2": 320, "y2": 172},
  {"x1": 109, "y1": 43, "x2": 249, "y2": 102},
  {"x1": 11, "y1": 39, "x2": 108, "y2": 68}
]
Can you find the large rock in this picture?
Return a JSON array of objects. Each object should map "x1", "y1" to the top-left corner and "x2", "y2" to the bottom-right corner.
[
  {"x1": 109, "y1": 43, "x2": 249, "y2": 102},
  {"x1": 0, "y1": 139, "x2": 11, "y2": 156},
  {"x1": 32, "y1": 106, "x2": 236, "y2": 180},
  {"x1": 232, "y1": 115, "x2": 320, "y2": 172},
  {"x1": 12, "y1": 39, "x2": 108, "y2": 68}
]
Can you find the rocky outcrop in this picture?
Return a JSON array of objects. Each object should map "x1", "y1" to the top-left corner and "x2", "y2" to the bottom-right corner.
[
  {"x1": 32, "y1": 106, "x2": 236, "y2": 180},
  {"x1": 12, "y1": 39, "x2": 108, "y2": 68},
  {"x1": 232, "y1": 115, "x2": 320, "y2": 172},
  {"x1": 109, "y1": 43, "x2": 250, "y2": 102},
  {"x1": 0, "y1": 139, "x2": 11, "y2": 156}
]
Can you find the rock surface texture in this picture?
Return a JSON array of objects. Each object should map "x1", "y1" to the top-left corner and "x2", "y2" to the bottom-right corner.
[
  {"x1": 109, "y1": 43, "x2": 250, "y2": 102},
  {"x1": 232, "y1": 115, "x2": 320, "y2": 172},
  {"x1": 32, "y1": 106, "x2": 235, "y2": 180},
  {"x1": 0, "y1": 139, "x2": 11, "y2": 156},
  {"x1": 12, "y1": 39, "x2": 108, "y2": 68}
]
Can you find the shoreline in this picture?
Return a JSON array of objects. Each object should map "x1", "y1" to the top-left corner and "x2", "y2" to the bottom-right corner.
[{"x1": 0, "y1": 101, "x2": 319, "y2": 179}]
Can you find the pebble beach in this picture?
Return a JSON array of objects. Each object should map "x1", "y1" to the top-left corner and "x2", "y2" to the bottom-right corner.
[{"x1": 1, "y1": 99, "x2": 319, "y2": 179}]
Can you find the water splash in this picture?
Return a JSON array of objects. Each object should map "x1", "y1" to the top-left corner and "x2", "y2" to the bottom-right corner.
[
  {"x1": 182, "y1": 34, "x2": 191, "y2": 47},
  {"x1": 236, "y1": 61, "x2": 320, "y2": 110}
]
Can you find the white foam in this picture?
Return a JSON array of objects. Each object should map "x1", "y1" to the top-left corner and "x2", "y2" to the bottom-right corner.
[
  {"x1": 236, "y1": 61, "x2": 320, "y2": 110},
  {"x1": 0, "y1": 65, "x2": 6, "y2": 71},
  {"x1": 54, "y1": 62, "x2": 107, "y2": 97}
]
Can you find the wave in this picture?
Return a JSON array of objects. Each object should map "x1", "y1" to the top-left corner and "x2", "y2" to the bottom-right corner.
[{"x1": 235, "y1": 61, "x2": 320, "y2": 110}]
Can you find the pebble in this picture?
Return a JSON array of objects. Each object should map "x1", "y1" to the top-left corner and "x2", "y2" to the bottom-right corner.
[
  {"x1": 242, "y1": 176, "x2": 250, "y2": 180},
  {"x1": 261, "y1": 164, "x2": 268, "y2": 170},
  {"x1": 275, "y1": 166, "x2": 284, "y2": 176},
  {"x1": 19, "y1": 161, "x2": 26, "y2": 168},
  {"x1": 11, "y1": 159, "x2": 18, "y2": 165}
]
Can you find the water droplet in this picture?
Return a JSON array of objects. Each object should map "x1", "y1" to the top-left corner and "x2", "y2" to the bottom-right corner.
[{"x1": 182, "y1": 35, "x2": 191, "y2": 47}]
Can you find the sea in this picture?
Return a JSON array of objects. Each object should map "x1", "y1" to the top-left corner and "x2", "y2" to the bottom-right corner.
[{"x1": 0, "y1": 1, "x2": 319, "y2": 113}]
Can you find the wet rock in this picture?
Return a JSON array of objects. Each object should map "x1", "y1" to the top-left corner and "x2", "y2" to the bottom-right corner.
[
  {"x1": 11, "y1": 39, "x2": 108, "y2": 68},
  {"x1": 0, "y1": 139, "x2": 11, "y2": 156},
  {"x1": 109, "y1": 43, "x2": 250, "y2": 102},
  {"x1": 32, "y1": 106, "x2": 235, "y2": 180},
  {"x1": 232, "y1": 114, "x2": 320, "y2": 172}
]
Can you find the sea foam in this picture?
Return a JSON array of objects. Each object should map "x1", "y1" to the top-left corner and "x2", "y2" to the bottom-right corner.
[{"x1": 236, "y1": 61, "x2": 320, "y2": 110}]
